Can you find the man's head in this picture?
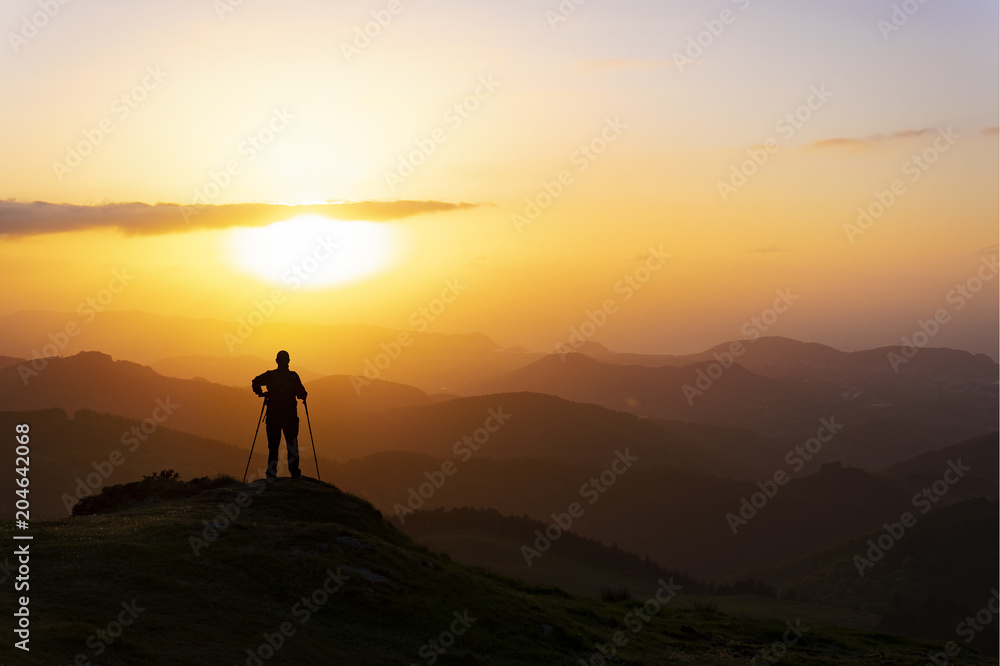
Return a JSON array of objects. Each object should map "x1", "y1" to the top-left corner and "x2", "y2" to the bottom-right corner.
[{"x1": 276, "y1": 350, "x2": 290, "y2": 368}]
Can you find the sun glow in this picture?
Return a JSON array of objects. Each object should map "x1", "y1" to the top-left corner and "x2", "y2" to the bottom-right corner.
[{"x1": 226, "y1": 215, "x2": 401, "y2": 289}]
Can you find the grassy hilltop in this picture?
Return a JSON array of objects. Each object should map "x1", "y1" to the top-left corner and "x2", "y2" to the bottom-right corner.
[{"x1": 2, "y1": 474, "x2": 997, "y2": 665}]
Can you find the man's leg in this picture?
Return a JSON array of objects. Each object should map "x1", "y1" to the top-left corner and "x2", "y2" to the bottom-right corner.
[
  {"x1": 284, "y1": 416, "x2": 301, "y2": 478},
  {"x1": 265, "y1": 416, "x2": 282, "y2": 482}
]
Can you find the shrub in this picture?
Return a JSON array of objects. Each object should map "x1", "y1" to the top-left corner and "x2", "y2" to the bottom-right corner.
[
  {"x1": 600, "y1": 586, "x2": 632, "y2": 603},
  {"x1": 73, "y1": 470, "x2": 236, "y2": 516}
]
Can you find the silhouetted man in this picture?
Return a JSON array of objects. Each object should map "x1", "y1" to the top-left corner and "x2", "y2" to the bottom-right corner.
[{"x1": 252, "y1": 350, "x2": 308, "y2": 482}]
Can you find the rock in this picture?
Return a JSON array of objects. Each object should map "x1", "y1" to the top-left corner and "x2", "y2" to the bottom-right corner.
[
  {"x1": 335, "y1": 536, "x2": 376, "y2": 551},
  {"x1": 342, "y1": 566, "x2": 389, "y2": 584}
]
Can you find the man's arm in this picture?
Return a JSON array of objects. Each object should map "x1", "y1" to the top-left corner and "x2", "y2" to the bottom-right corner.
[
  {"x1": 252, "y1": 371, "x2": 268, "y2": 397},
  {"x1": 293, "y1": 372, "x2": 307, "y2": 401}
]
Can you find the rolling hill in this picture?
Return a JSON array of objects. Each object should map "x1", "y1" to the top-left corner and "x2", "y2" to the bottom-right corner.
[
  {"x1": 330, "y1": 433, "x2": 997, "y2": 580},
  {"x1": 0, "y1": 352, "x2": 792, "y2": 480},
  {"x1": 472, "y1": 348, "x2": 999, "y2": 470},
  {"x1": 2, "y1": 474, "x2": 994, "y2": 665},
  {"x1": 740, "y1": 498, "x2": 999, "y2": 657},
  {"x1": 584, "y1": 336, "x2": 999, "y2": 382},
  {"x1": 0, "y1": 351, "x2": 438, "y2": 450},
  {"x1": 399, "y1": 506, "x2": 887, "y2": 631}
]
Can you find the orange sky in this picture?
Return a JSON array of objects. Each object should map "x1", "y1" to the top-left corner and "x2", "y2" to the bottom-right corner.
[{"x1": 0, "y1": 0, "x2": 997, "y2": 357}]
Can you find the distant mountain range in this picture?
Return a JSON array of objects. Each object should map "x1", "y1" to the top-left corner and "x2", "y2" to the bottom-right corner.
[
  {"x1": 0, "y1": 310, "x2": 516, "y2": 391},
  {"x1": 2, "y1": 344, "x2": 995, "y2": 486},
  {"x1": 474, "y1": 342, "x2": 998, "y2": 469},
  {"x1": 0, "y1": 352, "x2": 788, "y2": 480},
  {"x1": 577, "y1": 336, "x2": 997, "y2": 380},
  {"x1": 2, "y1": 310, "x2": 996, "y2": 394}
]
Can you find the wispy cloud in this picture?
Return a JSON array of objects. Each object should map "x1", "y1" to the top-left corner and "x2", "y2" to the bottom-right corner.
[
  {"x1": 807, "y1": 128, "x2": 939, "y2": 151},
  {"x1": 0, "y1": 200, "x2": 479, "y2": 238}
]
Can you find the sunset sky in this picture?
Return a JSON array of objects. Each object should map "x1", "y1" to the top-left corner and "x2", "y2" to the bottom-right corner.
[{"x1": 1, "y1": 0, "x2": 997, "y2": 357}]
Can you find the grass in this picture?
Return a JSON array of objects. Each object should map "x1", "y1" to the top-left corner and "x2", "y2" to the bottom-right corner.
[
  {"x1": 600, "y1": 586, "x2": 633, "y2": 603},
  {"x1": 1, "y1": 477, "x2": 997, "y2": 665},
  {"x1": 687, "y1": 598, "x2": 721, "y2": 614}
]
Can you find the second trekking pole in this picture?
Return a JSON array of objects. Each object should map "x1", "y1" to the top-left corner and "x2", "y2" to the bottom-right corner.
[
  {"x1": 303, "y1": 400, "x2": 321, "y2": 481},
  {"x1": 243, "y1": 396, "x2": 267, "y2": 483}
]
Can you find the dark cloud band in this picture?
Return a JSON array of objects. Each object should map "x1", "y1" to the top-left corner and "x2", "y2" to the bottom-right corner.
[{"x1": 0, "y1": 200, "x2": 478, "y2": 238}]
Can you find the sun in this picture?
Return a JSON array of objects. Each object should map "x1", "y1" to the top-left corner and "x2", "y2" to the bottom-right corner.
[{"x1": 226, "y1": 215, "x2": 401, "y2": 289}]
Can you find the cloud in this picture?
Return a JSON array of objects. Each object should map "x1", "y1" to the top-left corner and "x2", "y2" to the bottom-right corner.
[
  {"x1": 0, "y1": 200, "x2": 479, "y2": 238},
  {"x1": 575, "y1": 59, "x2": 672, "y2": 73},
  {"x1": 807, "y1": 128, "x2": 939, "y2": 151},
  {"x1": 983, "y1": 127, "x2": 999, "y2": 135}
]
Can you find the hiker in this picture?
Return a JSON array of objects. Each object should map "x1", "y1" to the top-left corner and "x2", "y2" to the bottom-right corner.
[{"x1": 252, "y1": 350, "x2": 308, "y2": 482}]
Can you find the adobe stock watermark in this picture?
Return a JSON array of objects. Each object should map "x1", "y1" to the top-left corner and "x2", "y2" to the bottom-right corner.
[
  {"x1": 409, "y1": 610, "x2": 477, "y2": 666},
  {"x1": 341, "y1": 0, "x2": 408, "y2": 61},
  {"x1": 683, "y1": 288, "x2": 799, "y2": 405},
  {"x1": 672, "y1": 0, "x2": 753, "y2": 73},
  {"x1": 8, "y1": 0, "x2": 73, "y2": 53},
  {"x1": 521, "y1": 449, "x2": 638, "y2": 567},
  {"x1": 351, "y1": 277, "x2": 468, "y2": 394},
  {"x1": 180, "y1": 107, "x2": 296, "y2": 224},
  {"x1": 18, "y1": 268, "x2": 136, "y2": 386},
  {"x1": 877, "y1": 0, "x2": 932, "y2": 41},
  {"x1": 920, "y1": 589, "x2": 1000, "y2": 666},
  {"x1": 726, "y1": 417, "x2": 844, "y2": 535},
  {"x1": 392, "y1": 407, "x2": 512, "y2": 524},
  {"x1": 555, "y1": 246, "x2": 670, "y2": 361},
  {"x1": 844, "y1": 127, "x2": 959, "y2": 244},
  {"x1": 886, "y1": 252, "x2": 998, "y2": 373},
  {"x1": 956, "y1": 589, "x2": 1000, "y2": 645},
  {"x1": 213, "y1": 0, "x2": 248, "y2": 21},
  {"x1": 72, "y1": 600, "x2": 145, "y2": 666},
  {"x1": 545, "y1": 0, "x2": 588, "y2": 30},
  {"x1": 512, "y1": 117, "x2": 628, "y2": 233},
  {"x1": 752, "y1": 619, "x2": 810, "y2": 665},
  {"x1": 60, "y1": 397, "x2": 181, "y2": 514},
  {"x1": 853, "y1": 458, "x2": 970, "y2": 576},
  {"x1": 189, "y1": 474, "x2": 267, "y2": 556},
  {"x1": 579, "y1": 579, "x2": 682, "y2": 665},
  {"x1": 717, "y1": 84, "x2": 834, "y2": 202},
  {"x1": 52, "y1": 66, "x2": 169, "y2": 182},
  {"x1": 223, "y1": 233, "x2": 340, "y2": 354},
  {"x1": 243, "y1": 568, "x2": 349, "y2": 665},
  {"x1": 384, "y1": 76, "x2": 501, "y2": 193}
]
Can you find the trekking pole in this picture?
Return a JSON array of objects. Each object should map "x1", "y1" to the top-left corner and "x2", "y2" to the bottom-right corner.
[
  {"x1": 243, "y1": 396, "x2": 267, "y2": 483},
  {"x1": 303, "y1": 399, "x2": 321, "y2": 481}
]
